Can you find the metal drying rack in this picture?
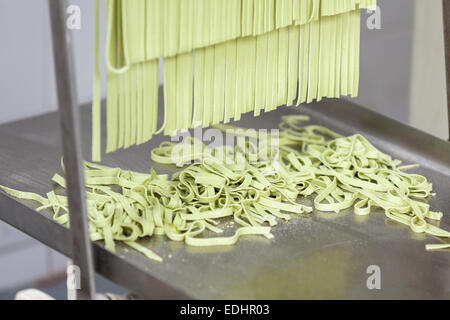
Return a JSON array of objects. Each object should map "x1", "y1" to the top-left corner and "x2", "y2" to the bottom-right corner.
[{"x1": 0, "y1": 0, "x2": 449, "y2": 300}]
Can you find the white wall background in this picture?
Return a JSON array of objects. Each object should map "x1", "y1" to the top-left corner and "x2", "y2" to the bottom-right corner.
[
  {"x1": 0, "y1": 0, "x2": 448, "y2": 292},
  {"x1": 410, "y1": 0, "x2": 449, "y2": 139},
  {"x1": 0, "y1": 0, "x2": 105, "y2": 124},
  {"x1": 354, "y1": 0, "x2": 414, "y2": 124}
]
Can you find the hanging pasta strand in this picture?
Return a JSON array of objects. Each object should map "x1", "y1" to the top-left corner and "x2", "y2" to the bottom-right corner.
[
  {"x1": 253, "y1": 0, "x2": 265, "y2": 36},
  {"x1": 242, "y1": 0, "x2": 254, "y2": 37},
  {"x1": 136, "y1": 63, "x2": 144, "y2": 145},
  {"x1": 224, "y1": 40, "x2": 237, "y2": 123},
  {"x1": 193, "y1": 48, "x2": 205, "y2": 127},
  {"x1": 176, "y1": 53, "x2": 194, "y2": 131},
  {"x1": 333, "y1": 13, "x2": 343, "y2": 98},
  {"x1": 203, "y1": 46, "x2": 215, "y2": 127},
  {"x1": 92, "y1": 0, "x2": 101, "y2": 161},
  {"x1": 297, "y1": 22, "x2": 310, "y2": 105},
  {"x1": 287, "y1": 25, "x2": 299, "y2": 105},
  {"x1": 254, "y1": 33, "x2": 268, "y2": 116},
  {"x1": 106, "y1": 70, "x2": 119, "y2": 153},
  {"x1": 142, "y1": 60, "x2": 159, "y2": 142},
  {"x1": 351, "y1": 9, "x2": 361, "y2": 97},
  {"x1": 277, "y1": 27, "x2": 289, "y2": 106},
  {"x1": 318, "y1": 14, "x2": 332, "y2": 101},
  {"x1": 235, "y1": 37, "x2": 246, "y2": 121},
  {"x1": 340, "y1": 11, "x2": 350, "y2": 97},
  {"x1": 117, "y1": 73, "x2": 126, "y2": 149},
  {"x1": 179, "y1": 0, "x2": 194, "y2": 53},
  {"x1": 307, "y1": 19, "x2": 320, "y2": 103},
  {"x1": 213, "y1": 43, "x2": 226, "y2": 125},
  {"x1": 245, "y1": 36, "x2": 257, "y2": 114},
  {"x1": 163, "y1": 56, "x2": 177, "y2": 135},
  {"x1": 129, "y1": 65, "x2": 138, "y2": 146},
  {"x1": 105, "y1": 0, "x2": 119, "y2": 153},
  {"x1": 266, "y1": 29, "x2": 279, "y2": 112}
]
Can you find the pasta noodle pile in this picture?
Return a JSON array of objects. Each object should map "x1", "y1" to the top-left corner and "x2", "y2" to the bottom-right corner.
[
  {"x1": 0, "y1": 144, "x2": 312, "y2": 262},
  {"x1": 158, "y1": 116, "x2": 450, "y2": 252},
  {"x1": 277, "y1": 116, "x2": 450, "y2": 249},
  {"x1": 2, "y1": 115, "x2": 448, "y2": 262},
  {"x1": 93, "y1": 0, "x2": 377, "y2": 161}
]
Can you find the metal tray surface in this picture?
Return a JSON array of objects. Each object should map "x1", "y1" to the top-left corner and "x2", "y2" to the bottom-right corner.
[{"x1": 0, "y1": 97, "x2": 449, "y2": 299}]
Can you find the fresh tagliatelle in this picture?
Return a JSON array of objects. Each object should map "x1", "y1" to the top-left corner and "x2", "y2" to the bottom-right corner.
[
  {"x1": 93, "y1": 0, "x2": 377, "y2": 161},
  {"x1": 0, "y1": 139, "x2": 312, "y2": 262},
  {"x1": 157, "y1": 115, "x2": 450, "y2": 251},
  {"x1": 1, "y1": 115, "x2": 448, "y2": 262}
]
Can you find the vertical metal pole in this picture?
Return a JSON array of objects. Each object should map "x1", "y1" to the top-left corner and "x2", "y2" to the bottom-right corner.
[
  {"x1": 48, "y1": 0, "x2": 96, "y2": 300},
  {"x1": 442, "y1": 0, "x2": 450, "y2": 140}
]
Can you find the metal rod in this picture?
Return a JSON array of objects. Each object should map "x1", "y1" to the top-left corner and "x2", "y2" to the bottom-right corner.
[
  {"x1": 48, "y1": 0, "x2": 96, "y2": 300},
  {"x1": 442, "y1": 0, "x2": 450, "y2": 140}
]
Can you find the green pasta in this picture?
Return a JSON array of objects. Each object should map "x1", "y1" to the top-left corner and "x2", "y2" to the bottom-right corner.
[
  {"x1": 92, "y1": 0, "x2": 101, "y2": 161},
  {"x1": 2, "y1": 115, "x2": 449, "y2": 262},
  {"x1": 93, "y1": 0, "x2": 377, "y2": 161},
  {"x1": 0, "y1": 142, "x2": 311, "y2": 261},
  {"x1": 108, "y1": 0, "x2": 376, "y2": 64},
  {"x1": 18, "y1": 0, "x2": 442, "y2": 264}
]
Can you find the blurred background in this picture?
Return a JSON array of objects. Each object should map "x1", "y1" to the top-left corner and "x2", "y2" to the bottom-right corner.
[{"x1": 0, "y1": 0, "x2": 448, "y2": 298}]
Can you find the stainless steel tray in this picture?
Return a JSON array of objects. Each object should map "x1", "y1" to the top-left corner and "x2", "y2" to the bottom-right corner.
[{"x1": 0, "y1": 97, "x2": 449, "y2": 299}]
